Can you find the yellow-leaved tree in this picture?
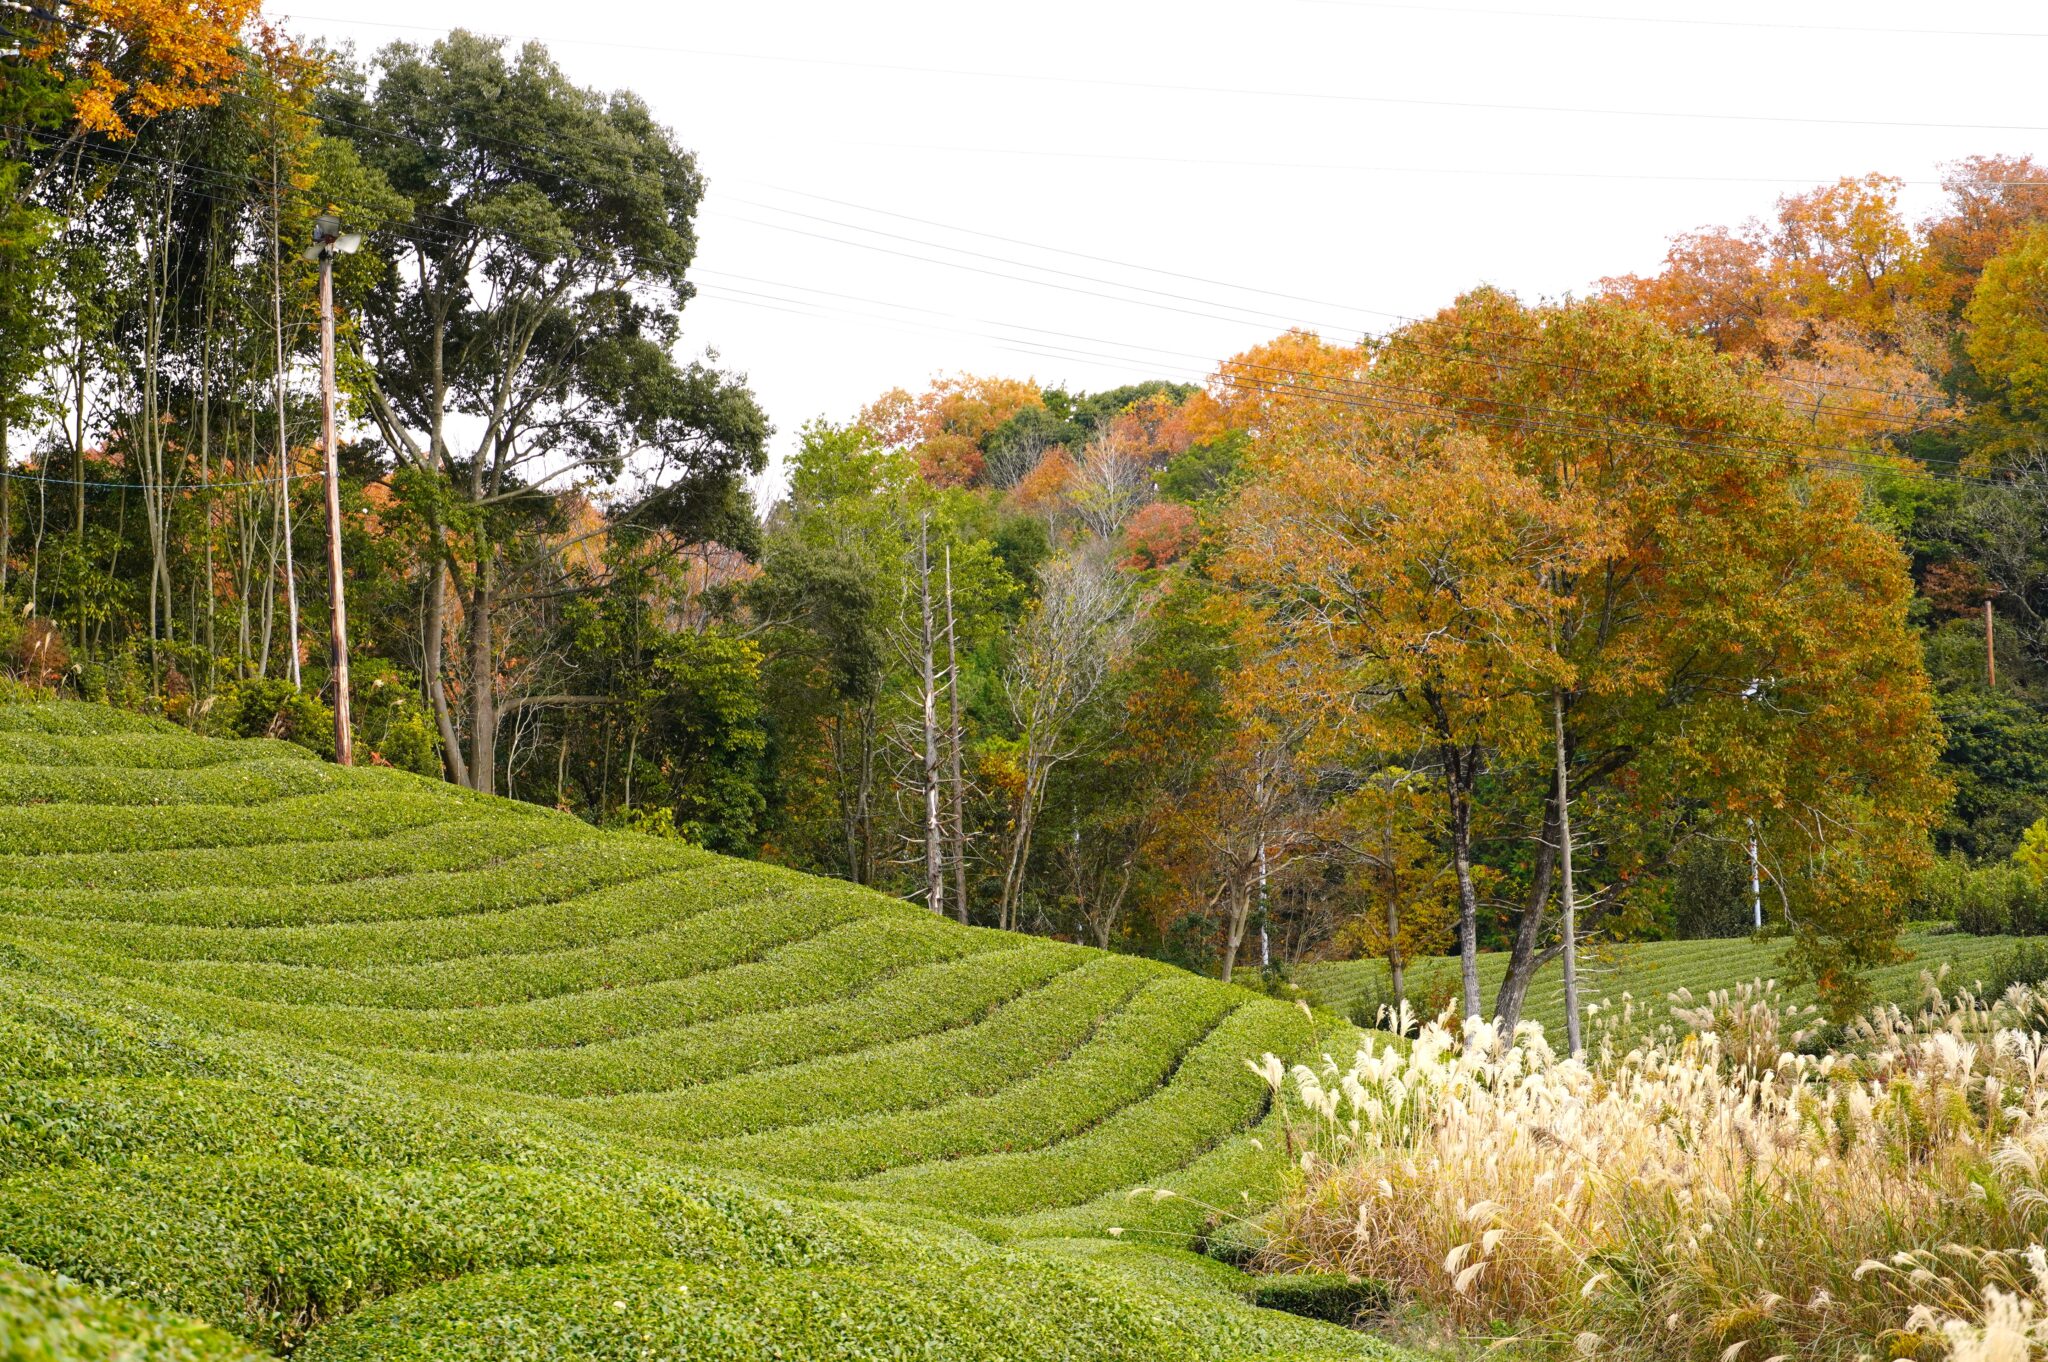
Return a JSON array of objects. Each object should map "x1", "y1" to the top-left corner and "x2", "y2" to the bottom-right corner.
[{"x1": 1218, "y1": 289, "x2": 1947, "y2": 1023}]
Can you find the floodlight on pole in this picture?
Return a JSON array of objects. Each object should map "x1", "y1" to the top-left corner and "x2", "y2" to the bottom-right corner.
[{"x1": 311, "y1": 211, "x2": 361, "y2": 767}]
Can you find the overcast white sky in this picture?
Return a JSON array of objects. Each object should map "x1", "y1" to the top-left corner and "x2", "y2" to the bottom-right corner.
[{"x1": 278, "y1": 0, "x2": 2048, "y2": 496}]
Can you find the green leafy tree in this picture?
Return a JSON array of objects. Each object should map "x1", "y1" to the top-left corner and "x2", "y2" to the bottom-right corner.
[{"x1": 329, "y1": 31, "x2": 767, "y2": 794}]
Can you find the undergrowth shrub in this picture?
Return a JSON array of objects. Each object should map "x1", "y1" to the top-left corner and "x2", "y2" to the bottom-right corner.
[
  {"x1": 1918, "y1": 851, "x2": 2048, "y2": 935},
  {"x1": 213, "y1": 676, "x2": 337, "y2": 760},
  {"x1": 1960, "y1": 941, "x2": 2048, "y2": 1000}
]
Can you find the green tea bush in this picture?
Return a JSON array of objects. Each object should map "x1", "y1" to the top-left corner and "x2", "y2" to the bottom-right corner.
[
  {"x1": 0, "y1": 814, "x2": 595, "y2": 899},
  {"x1": 380, "y1": 943, "x2": 1090, "y2": 1097},
  {"x1": 690, "y1": 977, "x2": 1236, "y2": 1180},
  {"x1": 0, "y1": 785, "x2": 460, "y2": 856},
  {"x1": 68, "y1": 883, "x2": 851, "y2": 1009},
  {"x1": 0, "y1": 699, "x2": 1401, "y2": 1362},
  {"x1": 850, "y1": 999, "x2": 1312, "y2": 1217},
  {"x1": 0, "y1": 1254, "x2": 261, "y2": 1361},
  {"x1": 0, "y1": 1156, "x2": 851, "y2": 1351},
  {"x1": 146, "y1": 911, "x2": 1005, "y2": 1052},
  {"x1": 1250, "y1": 1273, "x2": 1390, "y2": 1325}
]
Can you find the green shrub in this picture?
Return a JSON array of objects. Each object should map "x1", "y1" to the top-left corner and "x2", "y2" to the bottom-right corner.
[
  {"x1": 69, "y1": 879, "x2": 870, "y2": 1009},
  {"x1": 682, "y1": 974, "x2": 1227, "y2": 1176},
  {"x1": 1953, "y1": 861, "x2": 2048, "y2": 935},
  {"x1": 1910, "y1": 853, "x2": 1972, "y2": 922},
  {"x1": 1968, "y1": 939, "x2": 2048, "y2": 997},
  {"x1": 1669, "y1": 840, "x2": 1755, "y2": 940},
  {"x1": 0, "y1": 1155, "x2": 867, "y2": 1352},
  {"x1": 850, "y1": 998, "x2": 1313, "y2": 1218},
  {"x1": 213, "y1": 676, "x2": 336, "y2": 759},
  {"x1": 0, "y1": 1254, "x2": 261, "y2": 1361},
  {"x1": 1250, "y1": 1273, "x2": 1390, "y2": 1325},
  {"x1": 290, "y1": 1243, "x2": 1379, "y2": 1362},
  {"x1": 137, "y1": 910, "x2": 1000, "y2": 1053},
  {"x1": 379, "y1": 943, "x2": 1090, "y2": 1097}
]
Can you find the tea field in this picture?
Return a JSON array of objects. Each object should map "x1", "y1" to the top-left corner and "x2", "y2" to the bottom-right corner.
[
  {"x1": 1296, "y1": 926, "x2": 2022, "y2": 1035},
  {"x1": 0, "y1": 699, "x2": 1403, "y2": 1360}
]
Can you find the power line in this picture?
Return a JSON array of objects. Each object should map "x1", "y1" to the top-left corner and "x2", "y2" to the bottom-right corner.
[
  {"x1": 13, "y1": 127, "x2": 1969, "y2": 485},
  {"x1": 697, "y1": 269, "x2": 1950, "y2": 468},
  {"x1": 715, "y1": 200, "x2": 1366, "y2": 336},
  {"x1": 823, "y1": 142, "x2": 2048, "y2": 190},
  {"x1": 181, "y1": 55, "x2": 1992, "y2": 413},
  {"x1": 721, "y1": 185, "x2": 1951, "y2": 407},
  {"x1": 13, "y1": 113, "x2": 1957, "y2": 475},
  {"x1": 281, "y1": 12, "x2": 2048, "y2": 134},
  {"x1": 708, "y1": 203, "x2": 1941, "y2": 414},
  {"x1": 692, "y1": 280, "x2": 2002, "y2": 488},
  {"x1": 3, "y1": 92, "x2": 1986, "y2": 492},
  {"x1": 1284, "y1": 0, "x2": 2048, "y2": 41}
]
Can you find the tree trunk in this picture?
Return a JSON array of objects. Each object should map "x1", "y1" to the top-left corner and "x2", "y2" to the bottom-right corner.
[
  {"x1": 1445, "y1": 741, "x2": 1484, "y2": 1025},
  {"x1": 1385, "y1": 874, "x2": 1405, "y2": 1014},
  {"x1": 1492, "y1": 799, "x2": 1560, "y2": 1031},
  {"x1": 1, "y1": 421, "x2": 10, "y2": 597},
  {"x1": 1554, "y1": 688, "x2": 1582, "y2": 1055},
  {"x1": 424, "y1": 557, "x2": 468, "y2": 787},
  {"x1": 269, "y1": 156, "x2": 301, "y2": 689},
  {"x1": 1220, "y1": 877, "x2": 1253, "y2": 983},
  {"x1": 467, "y1": 552, "x2": 496, "y2": 794},
  {"x1": 944, "y1": 545, "x2": 969, "y2": 924}
]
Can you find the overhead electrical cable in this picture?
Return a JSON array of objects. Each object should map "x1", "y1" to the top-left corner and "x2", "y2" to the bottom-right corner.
[{"x1": 280, "y1": 11, "x2": 2048, "y2": 134}]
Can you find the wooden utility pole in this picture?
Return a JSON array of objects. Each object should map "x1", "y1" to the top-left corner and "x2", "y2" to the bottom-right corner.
[
  {"x1": 944, "y1": 544, "x2": 968, "y2": 924},
  {"x1": 1987, "y1": 599, "x2": 1998, "y2": 691},
  {"x1": 311, "y1": 214, "x2": 358, "y2": 765}
]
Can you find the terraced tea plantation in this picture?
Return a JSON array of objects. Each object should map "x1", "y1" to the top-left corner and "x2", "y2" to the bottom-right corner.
[
  {"x1": 1298, "y1": 927, "x2": 2022, "y2": 1034},
  {"x1": 0, "y1": 699, "x2": 1404, "y2": 1360}
]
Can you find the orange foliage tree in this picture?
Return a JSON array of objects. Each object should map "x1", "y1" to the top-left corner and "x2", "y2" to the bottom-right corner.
[
  {"x1": 1603, "y1": 175, "x2": 1954, "y2": 445},
  {"x1": 1218, "y1": 290, "x2": 1947, "y2": 1021},
  {"x1": 22, "y1": 0, "x2": 260, "y2": 139},
  {"x1": 860, "y1": 373, "x2": 1045, "y2": 488}
]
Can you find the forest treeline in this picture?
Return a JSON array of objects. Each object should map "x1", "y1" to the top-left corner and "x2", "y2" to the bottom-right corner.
[{"x1": 4, "y1": 3, "x2": 2046, "y2": 1019}]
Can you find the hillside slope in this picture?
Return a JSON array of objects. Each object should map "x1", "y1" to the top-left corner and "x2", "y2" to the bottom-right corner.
[{"x1": 0, "y1": 699, "x2": 1399, "y2": 1360}]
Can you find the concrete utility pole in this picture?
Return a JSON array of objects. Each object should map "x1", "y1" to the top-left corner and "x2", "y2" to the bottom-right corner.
[
  {"x1": 307, "y1": 214, "x2": 361, "y2": 765},
  {"x1": 1749, "y1": 820, "x2": 1763, "y2": 930}
]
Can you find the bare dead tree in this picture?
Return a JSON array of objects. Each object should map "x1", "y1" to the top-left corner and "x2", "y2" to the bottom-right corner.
[
  {"x1": 1068, "y1": 427, "x2": 1152, "y2": 540},
  {"x1": 917, "y1": 515, "x2": 944, "y2": 914},
  {"x1": 996, "y1": 549, "x2": 1146, "y2": 931},
  {"x1": 944, "y1": 543, "x2": 969, "y2": 923}
]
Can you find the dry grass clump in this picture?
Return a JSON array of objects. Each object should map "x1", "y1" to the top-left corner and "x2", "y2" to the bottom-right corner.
[{"x1": 1251, "y1": 977, "x2": 2048, "y2": 1361}]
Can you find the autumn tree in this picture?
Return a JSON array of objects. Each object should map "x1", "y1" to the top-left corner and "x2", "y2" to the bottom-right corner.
[
  {"x1": 861, "y1": 373, "x2": 1044, "y2": 488},
  {"x1": 1327, "y1": 776, "x2": 1454, "y2": 1013},
  {"x1": 1221, "y1": 423, "x2": 1589, "y2": 1016},
  {"x1": 1222, "y1": 290, "x2": 1948, "y2": 1022},
  {"x1": 1603, "y1": 175, "x2": 1951, "y2": 445}
]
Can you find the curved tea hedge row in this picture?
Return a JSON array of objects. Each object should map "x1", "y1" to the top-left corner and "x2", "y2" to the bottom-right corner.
[
  {"x1": 0, "y1": 700, "x2": 1395, "y2": 1361},
  {"x1": 1298, "y1": 929, "x2": 2024, "y2": 1034}
]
